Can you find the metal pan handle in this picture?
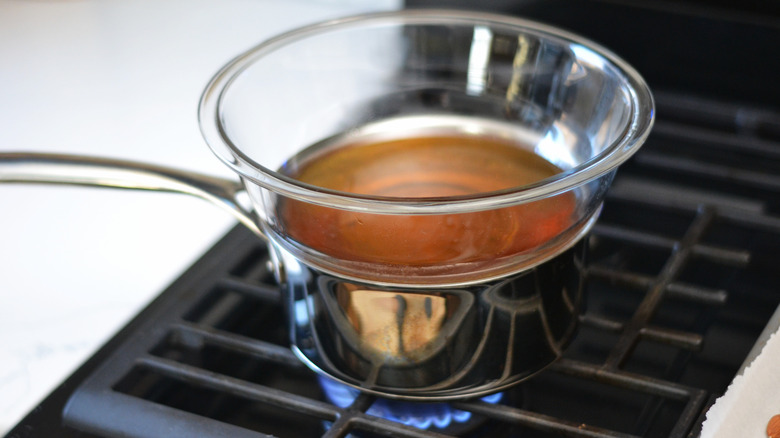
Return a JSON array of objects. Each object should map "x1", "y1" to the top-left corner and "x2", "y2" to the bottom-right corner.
[{"x1": 0, "y1": 152, "x2": 263, "y2": 238}]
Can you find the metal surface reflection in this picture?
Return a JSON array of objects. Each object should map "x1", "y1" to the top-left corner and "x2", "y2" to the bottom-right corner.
[
  {"x1": 286, "y1": 240, "x2": 585, "y2": 400},
  {"x1": 340, "y1": 288, "x2": 450, "y2": 362}
]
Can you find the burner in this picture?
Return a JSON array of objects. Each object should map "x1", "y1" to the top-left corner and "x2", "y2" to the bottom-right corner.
[{"x1": 318, "y1": 376, "x2": 503, "y2": 434}]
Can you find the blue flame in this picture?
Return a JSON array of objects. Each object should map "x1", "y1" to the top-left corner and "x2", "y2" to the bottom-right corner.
[{"x1": 318, "y1": 377, "x2": 503, "y2": 430}]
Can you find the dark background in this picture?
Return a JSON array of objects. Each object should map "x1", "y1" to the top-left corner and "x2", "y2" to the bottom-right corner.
[{"x1": 406, "y1": 0, "x2": 780, "y2": 108}]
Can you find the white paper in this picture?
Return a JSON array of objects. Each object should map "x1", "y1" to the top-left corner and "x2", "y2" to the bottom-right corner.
[{"x1": 701, "y1": 329, "x2": 780, "y2": 437}]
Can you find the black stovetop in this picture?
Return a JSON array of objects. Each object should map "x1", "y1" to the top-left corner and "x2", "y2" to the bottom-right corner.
[{"x1": 6, "y1": 90, "x2": 780, "y2": 438}]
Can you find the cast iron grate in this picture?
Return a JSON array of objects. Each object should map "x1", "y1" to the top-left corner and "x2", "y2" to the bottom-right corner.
[{"x1": 58, "y1": 93, "x2": 780, "y2": 438}]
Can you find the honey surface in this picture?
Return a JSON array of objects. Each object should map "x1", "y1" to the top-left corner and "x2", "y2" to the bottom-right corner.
[{"x1": 279, "y1": 134, "x2": 575, "y2": 267}]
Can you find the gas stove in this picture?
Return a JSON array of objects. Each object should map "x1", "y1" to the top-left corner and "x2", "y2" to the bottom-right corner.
[
  {"x1": 6, "y1": 89, "x2": 780, "y2": 437},
  {"x1": 5, "y1": 1, "x2": 780, "y2": 437}
]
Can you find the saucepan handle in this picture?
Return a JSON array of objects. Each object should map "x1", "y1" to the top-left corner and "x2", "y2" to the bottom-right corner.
[{"x1": 0, "y1": 152, "x2": 263, "y2": 238}]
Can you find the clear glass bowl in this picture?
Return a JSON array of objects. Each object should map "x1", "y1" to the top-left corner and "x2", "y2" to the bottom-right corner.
[{"x1": 198, "y1": 9, "x2": 654, "y2": 286}]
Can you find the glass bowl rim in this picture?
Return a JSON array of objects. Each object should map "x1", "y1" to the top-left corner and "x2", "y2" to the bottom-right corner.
[{"x1": 198, "y1": 9, "x2": 655, "y2": 214}]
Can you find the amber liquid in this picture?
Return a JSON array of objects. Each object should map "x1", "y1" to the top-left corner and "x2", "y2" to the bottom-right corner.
[{"x1": 279, "y1": 133, "x2": 575, "y2": 271}]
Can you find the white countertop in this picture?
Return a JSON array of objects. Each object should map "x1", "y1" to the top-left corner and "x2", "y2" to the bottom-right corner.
[{"x1": 0, "y1": 0, "x2": 398, "y2": 433}]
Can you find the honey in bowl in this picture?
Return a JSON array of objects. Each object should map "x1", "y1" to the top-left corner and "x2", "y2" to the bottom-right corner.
[{"x1": 278, "y1": 132, "x2": 576, "y2": 275}]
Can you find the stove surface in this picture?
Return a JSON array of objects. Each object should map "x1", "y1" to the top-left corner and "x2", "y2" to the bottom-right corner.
[{"x1": 6, "y1": 92, "x2": 780, "y2": 438}]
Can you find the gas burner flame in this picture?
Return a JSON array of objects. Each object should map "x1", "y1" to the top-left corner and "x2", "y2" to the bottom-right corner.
[{"x1": 318, "y1": 377, "x2": 503, "y2": 430}]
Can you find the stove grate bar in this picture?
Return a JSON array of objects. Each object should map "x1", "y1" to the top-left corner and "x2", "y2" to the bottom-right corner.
[
  {"x1": 587, "y1": 265, "x2": 729, "y2": 306},
  {"x1": 607, "y1": 182, "x2": 780, "y2": 233},
  {"x1": 580, "y1": 314, "x2": 703, "y2": 350},
  {"x1": 635, "y1": 153, "x2": 780, "y2": 192},
  {"x1": 653, "y1": 92, "x2": 780, "y2": 140},
  {"x1": 650, "y1": 121, "x2": 780, "y2": 159},
  {"x1": 218, "y1": 276, "x2": 282, "y2": 304},
  {"x1": 579, "y1": 314, "x2": 625, "y2": 332},
  {"x1": 638, "y1": 326, "x2": 702, "y2": 350},
  {"x1": 136, "y1": 355, "x2": 339, "y2": 421},
  {"x1": 64, "y1": 388, "x2": 273, "y2": 438},
  {"x1": 591, "y1": 223, "x2": 749, "y2": 267},
  {"x1": 169, "y1": 321, "x2": 304, "y2": 369},
  {"x1": 451, "y1": 398, "x2": 640, "y2": 438},
  {"x1": 551, "y1": 358, "x2": 699, "y2": 401},
  {"x1": 607, "y1": 177, "x2": 767, "y2": 215},
  {"x1": 716, "y1": 206, "x2": 780, "y2": 232}
]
